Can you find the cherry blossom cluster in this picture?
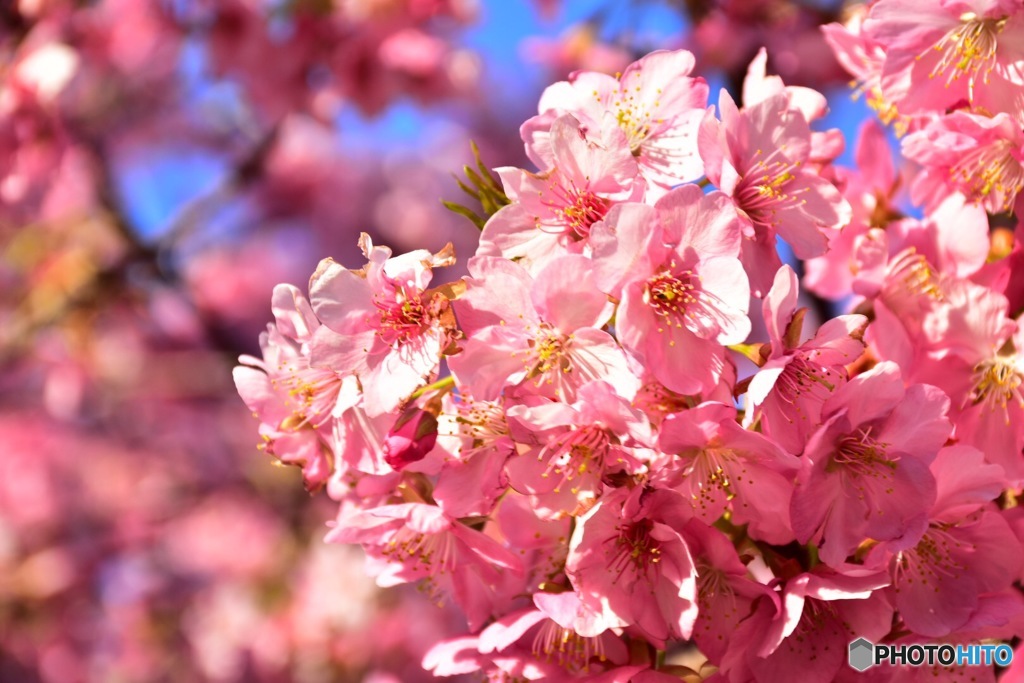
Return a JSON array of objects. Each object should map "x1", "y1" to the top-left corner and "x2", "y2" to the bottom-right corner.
[
  {"x1": 237, "y1": 16, "x2": 1024, "y2": 682},
  {"x1": 825, "y1": 0, "x2": 1024, "y2": 210}
]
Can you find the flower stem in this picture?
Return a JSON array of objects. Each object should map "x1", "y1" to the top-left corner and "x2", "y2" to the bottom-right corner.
[{"x1": 410, "y1": 375, "x2": 455, "y2": 399}]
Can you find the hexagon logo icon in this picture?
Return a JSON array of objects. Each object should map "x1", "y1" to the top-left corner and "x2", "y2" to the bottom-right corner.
[{"x1": 848, "y1": 638, "x2": 875, "y2": 672}]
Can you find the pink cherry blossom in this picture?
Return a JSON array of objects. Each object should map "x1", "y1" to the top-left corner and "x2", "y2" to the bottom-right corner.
[
  {"x1": 725, "y1": 568, "x2": 893, "y2": 683},
  {"x1": 215, "y1": 30, "x2": 1024, "y2": 682},
  {"x1": 325, "y1": 398, "x2": 396, "y2": 488},
  {"x1": 449, "y1": 254, "x2": 637, "y2": 403},
  {"x1": 591, "y1": 185, "x2": 750, "y2": 395},
  {"x1": 656, "y1": 401, "x2": 799, "y2": 544},
  {"x1": 565, "y1": 486, "x2": 698, "y2": 646},
  {"x1": 308, "y1": 233, "x2": 456, "y2": 416},
  {"x1": 476, "y1": 595, "x2": 628, "y2": 678},
  {"x1": 803, "y1": 118, "x2": 903, "y2": 300},
  {"x1": 871, "y1": 446, "x2": 1024, "y2": 638},
  {"x1": 421, "y1": 635, "x2": 488, "y2": 677},
  {"x1": 234, "y1": 284, "x2": 343, "y2": 491},
  {"x1": 328, "y1": 502, "x2": 522, "y2": 631},
  {"x1": 741, "y1": 48, "x2": 827, "y2": 123},
  {"x1": 741, "y1": 48, "x2": 845, "y2": 168},
  {"x1": 493, "y1": 490, "x2": 573, "y2": 595},
  {"x1": 894, "y1": 286, "x2": 1024, "y2": 483},
  {"x1": 432, "y1": 395, "x2": 513, "y2": 518},
  {"x1": 790, "y1": 361, "x2": 950, "y2": 567},
  {"x1": 698, "y1": 90, "x2": 851, "y2": 295},
  {"x1": 903, "y1": 111, "x2": 1024, "y2": 215},
  {"x1": 479, "y1": 113, "x2": 643, "y2": 275},
  {"x1": 864, "y1": 0, "x2": 1024, "y2": 118},
  {"x1": 504, "y1": 380, "x2": 650, "y2": 518},
  {"x1": 822, "y1": 7, "x2": 903, "y2": 131},
  {"x1": 631, "y1": 363, "x2": 735, "y2": 428},
  {"x1": 522, "y1": 49, "x2": 709, "y2": 196},
  {"x1": 869, "y1": 194, "x2": 990, "y2": 297},
  {"x1": 682, "y1": 519, "x2": 778, "y2": 666},
  {"x1": 748, "y1": 265, "x2": 867, "y2": 455}
]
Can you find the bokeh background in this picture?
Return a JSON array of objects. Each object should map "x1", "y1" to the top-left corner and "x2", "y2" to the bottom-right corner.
[{"x1": 0, "y1": 1, "x2": 858, "y2": 681}]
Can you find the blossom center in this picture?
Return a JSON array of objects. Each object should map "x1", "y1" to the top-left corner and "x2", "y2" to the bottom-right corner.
[
  {"x1": 454, "y1": 400, "x2": 509, "y2": 442},
  {"x1": 696, "y1": 559, "x2": 735, "y2": 605},
  {"x1": 774, "y1": 355, "x2": 838, "y2": 414},
  {"x1": 531, "y1": 620, "x2": 607, "y2": 673},
  {"x1": 647, "y1": 271, "x2": 697, "y2": 316},
  {"x1": 603, "y1": 69, "x2": 662, "y2": 152},
  {"x1": 541, "y1": 176, "x2": 611, "y2": 239},
  {"x1": 827, "y1": 426, "x2": 895, "y2": 478},
  {"x1": 866, "y1": 89, "x2": 904, "y2": 133},
  {"x1": 562, "y1": 190, "x2": 611, "y2": 238},
  {"x1": 382, "y1": 526, "x2": 456, "y2": 575},
  {"x1": 780, "y1": 599, "x2": 848, "y2": 658},
  {"x1": 644, "y1": 267, "x2": 729, "y2": 340},
  {"x1": 539, "y1": 426, "x2": 610, "y2": 494},
  {"x1": 948, "y1": 137, "x2": 1024, "y2": 213},
  {"x1": 527, "y1": 325, "x2": 570, "y2": 377},
  {"x1": 615, "y1": 108, "x2": 652, "y2": 153},
  {"x1": 736, "y1": 149, "x2": 804, "y2": 230},
  {"x1": 608, "y1": 519, "x2": 662, "y2": 582},
  {"x1": 894, "y1": 525, "x2": 968, "y2": 590},
  {"x1": 373, "y1": 286, "x2": 428, "y2": 346},
  {"x1": 681, "y1": 446, "x2": 738, "y2": 511},
  {"x1": 884, "y1": 248, "x2": 944, "y2": 301},
  {"x1": 645, "y1": 270, "x2": 698, "y2": 338},
  {"x1": 274, "y1": 363, "x2": 343, "y2": 429},
  {"x1": 968, "y1": 355, "x2": 1024, "y2": 422},
  {"x1": 929, "y1": 15, "x2": 1005, "y2": 89}
]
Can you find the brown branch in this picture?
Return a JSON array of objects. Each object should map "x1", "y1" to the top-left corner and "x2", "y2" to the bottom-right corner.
[
  {"x1": 157, "y1": 123, "x2": 280, "y2": 253},
  {"x1": 0, "y1": 125, "x2": 282, "y2": 368}
]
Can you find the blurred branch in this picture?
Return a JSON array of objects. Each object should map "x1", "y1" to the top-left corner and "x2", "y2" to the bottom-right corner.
[
  {"x1": 87, "y1": 131, "x2": 280, "y2": 355},
  {"x1": 0, "y1": 126, "x2": 282, "y2": 368},
  {"x1": 157, "y1": 123, "x2": 280, "y2": 253}
]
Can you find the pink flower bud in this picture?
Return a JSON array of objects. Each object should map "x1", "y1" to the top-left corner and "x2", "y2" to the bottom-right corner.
[{"x1": 383, "y1": 408, "x2": 438, "y2": 470}]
